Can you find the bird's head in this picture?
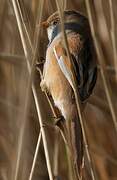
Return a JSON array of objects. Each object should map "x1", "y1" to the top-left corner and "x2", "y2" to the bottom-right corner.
[
  {"x1": 42, "y1": 10, "x2": 88, "y2": 42},
  {"x1": 42, "y1": 12, "x2": 60, "y2": 42}
]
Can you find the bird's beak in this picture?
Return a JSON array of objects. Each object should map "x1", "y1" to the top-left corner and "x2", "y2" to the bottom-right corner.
[{"x1": 41, "y1": 21, "x2": 49, "y2": 28}]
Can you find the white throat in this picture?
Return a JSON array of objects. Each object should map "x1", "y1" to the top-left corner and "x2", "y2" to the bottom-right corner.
[{"x1": 47, "y1": 26, "x2": 55, "y2": 42}]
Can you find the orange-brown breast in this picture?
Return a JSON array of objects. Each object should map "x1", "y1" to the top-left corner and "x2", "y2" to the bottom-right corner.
[{"x1": 43, "y1": 32, "x2": 83, "y2": 116}]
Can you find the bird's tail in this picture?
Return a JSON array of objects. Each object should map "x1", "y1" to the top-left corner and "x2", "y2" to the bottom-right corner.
[
  {"x1": 68, "y1": 116, "x2": 84, "y2": 177},
  {"x1": 57, "y1": 114, "x2": 84, "y2": 178}
]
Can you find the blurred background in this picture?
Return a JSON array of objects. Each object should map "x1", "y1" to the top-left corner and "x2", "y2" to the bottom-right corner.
[{"x1": 0, "y1": 0, "x2": 117, "y2": 180}]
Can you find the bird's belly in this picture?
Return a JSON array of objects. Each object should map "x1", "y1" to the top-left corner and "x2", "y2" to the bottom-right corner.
[{"x1": 44, "y1": 53, "x2": 74, "y2": 118}]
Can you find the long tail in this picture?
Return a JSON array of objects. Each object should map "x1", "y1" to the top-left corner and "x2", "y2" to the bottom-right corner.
[
  {"x1": 57, "y1": 114, "x2": 84, "y2": 178},
  {"x1": 70, "y1": 116, "x2": 84, "y2": 174}
]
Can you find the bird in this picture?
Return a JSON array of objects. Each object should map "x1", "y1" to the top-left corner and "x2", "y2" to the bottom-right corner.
[{"x1": 40, "y1": 10, "x2": 97, "y2": 177}]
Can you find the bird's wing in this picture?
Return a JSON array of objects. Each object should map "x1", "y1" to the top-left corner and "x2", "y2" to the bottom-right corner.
[
  {"x1": 71, "y1": 35, "x2": 97, "y2": 102},
  {"x1": 53, "y1": 34, "x2": 97, "y2": 102}
]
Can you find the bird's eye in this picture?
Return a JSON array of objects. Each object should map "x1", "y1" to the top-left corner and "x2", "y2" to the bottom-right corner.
[{"x1": 53, "y1": 21, "x2": 58, "y2": 25}]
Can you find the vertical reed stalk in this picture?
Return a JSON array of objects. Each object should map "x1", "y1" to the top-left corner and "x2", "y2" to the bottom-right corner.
[
  {"x1": 53, "y1": 130, "x2": 60, "y2": 179},
  {"x1": 11, "y1": 0, "x2": 54, "y2": 180},
  {"x1": 29, "y1": 131, "x2": 42, "y2": 180},
  {"x1": 108, "y1": 0, "x2": 117, "y2": 81},
  {"x1": 85, "y1": 0, "x2": 117, "y2": 133},
  {"x1": 11, "y1": 1, "x2": 32, "y2": 180}
]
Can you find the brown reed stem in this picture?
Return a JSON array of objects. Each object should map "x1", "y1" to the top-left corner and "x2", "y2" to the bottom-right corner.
[
  {"x1": 85, "y1": 0, "x2": 117, "y2": 134},
  {"x1": 29, "y1": 131, "x2": 42, "y2": 180},
  {"x1": 108, "y1": 0, "x2": 117, "y2": 81},
  {"x1": 11, "y1": 1, "x2": 33, "y2": 180},
  {"x1": 53, "y1": 129, "x2": 60, "y2": 178},
  {"x1": 11, "y1": 0, "x2": 54, "y2": 180}
]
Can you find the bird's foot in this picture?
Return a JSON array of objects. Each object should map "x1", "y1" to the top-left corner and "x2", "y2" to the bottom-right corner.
[
  {"x1": 36, "y1": 59, "x2": 45, "y2": 76},
  {"x1": 53, "y1": 116, "x2": 65, "y2": 127},
  {"x1": 40, "y1": 80, "x2": 49, "y2": 93},
  {"x1": 36, "y1": 57, "x2": 45, "y2": 67},
  {"x1": 36, "y1": 60, "x2": 45, "y2": 69}
]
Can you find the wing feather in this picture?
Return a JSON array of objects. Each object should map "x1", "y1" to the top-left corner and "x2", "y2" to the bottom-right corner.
[{"x1": 71, "y1": 35, "x2": 97, "y2": 101}]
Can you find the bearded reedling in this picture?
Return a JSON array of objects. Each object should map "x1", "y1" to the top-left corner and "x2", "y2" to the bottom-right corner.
[{"x1": 40, "y1": 10, "x2": 97, "y2": 176}]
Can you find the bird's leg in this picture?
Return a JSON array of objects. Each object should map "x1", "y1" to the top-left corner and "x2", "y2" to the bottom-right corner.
[
  {"x1": 36, "y1": 57, "x2": 45, "y2": 69},
  {"x1": 53, "y1": 115, "x2": 65, "y2": 126},
  {"x1": 36, "y1": 57, "x2": 45, "y2": 79},
  {"x1": 36, "y1": 58, "x2": 51, "y2": 95},
  {"x1": 36, "y1": 60, "x2": 44, "y2": 68},
  {"x1": 40, "y1": 79, "x2": 49, "y2": 93}
]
